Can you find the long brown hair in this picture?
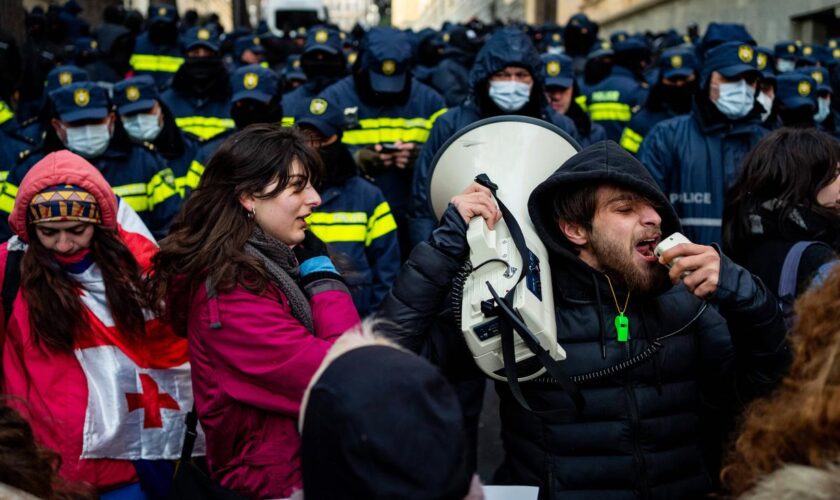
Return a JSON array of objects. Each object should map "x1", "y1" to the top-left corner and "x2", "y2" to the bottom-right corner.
[
  {"x1": 720, "y1": 265, "x2": 840, "y2": 496},
  {"x1": 21, "y1": 225, "x2": 148, "y2": 352},
  {"x1": 146, "y1": 124, "x2": 322, "y2": 334},
  {"x1": 0, "y1": 402, "x2": 95, "y2": 499}
]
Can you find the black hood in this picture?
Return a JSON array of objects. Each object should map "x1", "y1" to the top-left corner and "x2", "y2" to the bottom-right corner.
[{"x1": 528, "y1": 140, "x2": 681, "y2": 264}]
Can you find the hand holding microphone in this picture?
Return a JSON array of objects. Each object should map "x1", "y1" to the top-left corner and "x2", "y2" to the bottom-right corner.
[{"x1": 655, "y1": 232, "x2": 721, "y2": 299}]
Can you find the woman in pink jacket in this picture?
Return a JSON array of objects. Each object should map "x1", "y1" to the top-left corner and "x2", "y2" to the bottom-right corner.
[
  {"x1": 1, "y1": 150, "x2": 195, "y2": 497},
  {"x1": 148, "y1": 124, "x2": 360, "y2": 499}
]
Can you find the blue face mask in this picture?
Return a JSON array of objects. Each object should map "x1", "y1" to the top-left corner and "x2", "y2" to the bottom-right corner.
[
  {"x1": 122, "y1": 112, "x2": 163, "y2": 141},
  {"x1": 488, "y1": 80, "x2": 532, "y2": 112},
  {"x1": 63, "y1": 123, "x2": 111, "y2": 158},
  {"x1": 713, "y1": 79, "x2": 755, "y2": 120},
  {"x1": 776, "y1": 59, "x2": 796, "y2": 73},
  {"x1": 814, "y1": 96, "x2": 831, "y2": 123}
]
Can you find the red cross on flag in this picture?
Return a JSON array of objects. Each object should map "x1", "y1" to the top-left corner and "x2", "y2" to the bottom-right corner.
[
  {"x1": 72, "y1": 272, "x2": 206, "y2": 460},
  {"x1": 64, "y1": 204, "x2": 205, "y2": 460}
]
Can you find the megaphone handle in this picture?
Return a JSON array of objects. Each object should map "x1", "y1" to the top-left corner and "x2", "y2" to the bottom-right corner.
[
  {"x1": 474, "y1": 173, "x2": 529, "y2": 288},
  {"x1": 488, "y1": 282, "x2": 586, "y2": 416}
]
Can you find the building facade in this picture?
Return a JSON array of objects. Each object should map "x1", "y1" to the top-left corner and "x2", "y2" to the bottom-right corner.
[{"x1": 560, "y1": 0, "x2": 840, "y2": 45}]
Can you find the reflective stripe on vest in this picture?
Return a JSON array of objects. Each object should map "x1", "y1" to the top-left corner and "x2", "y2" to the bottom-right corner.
[
  {"x1": 175, "y1": 160, "x2": 206, "y2": 197},
  {"x1": 130, "y1": 54, "x2": 185, "y2": 73},
  {"x1": 175, "y1": 117, "x2": 235, "y2": 140},
  {"x1": 619, "y1": 126, "x2": 643, "y2": 153},
  {"x1": 341, "y1": 107, "x2": 447, "y2": 146},
  {"x1": 306, "y1": 201, "x2": 397, "y2": 247},
  {"x1": 0, "y1": 101, "x2": 14, "y2": 126},
  {"x1": 0, "y1": 181, "x2": 19, "y2": 214},
  {"x1": 588, "y1": 102, "x2": 632, "y2": 122}
]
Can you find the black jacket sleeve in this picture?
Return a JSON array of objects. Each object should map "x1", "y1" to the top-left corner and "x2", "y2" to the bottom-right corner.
[
  {"x1": 700, "y1": 246, "x2": 790, "y2": 408},
  {"x1": 377, "y1": 206, "x2": 480, "y2": 378}
]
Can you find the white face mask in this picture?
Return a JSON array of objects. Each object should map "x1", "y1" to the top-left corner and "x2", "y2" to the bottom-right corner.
[
  {"x1": 757, "y1": 91, "x2": 774, "y2": 122},
  {"x1": 713, "y1": 79, "x2": 755, "y2": 120},
  {"x1": 63, "y1": 123, "x2": 111, "y2": 158},
  {"x1": 776, "y1": 59, "x2": 796, "y2": 73},
  {"x1": 122, "y1": 112, "x2": 163, "y2": 141},
  {"x1": 814, "y1": 96, "x2": 831, "y2": 123},
  {"x1": 488, "y1": 80, "x2": 533, "y2": 112}
]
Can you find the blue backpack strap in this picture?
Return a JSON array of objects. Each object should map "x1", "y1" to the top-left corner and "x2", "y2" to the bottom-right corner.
[{"x1": 779, "y1": 241, "x2": 815, "y2": 300}]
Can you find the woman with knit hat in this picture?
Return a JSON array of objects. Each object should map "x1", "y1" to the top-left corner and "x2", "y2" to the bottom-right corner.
[{"x1": 0, "y1": 150, "x2": 198, "y2": 497}]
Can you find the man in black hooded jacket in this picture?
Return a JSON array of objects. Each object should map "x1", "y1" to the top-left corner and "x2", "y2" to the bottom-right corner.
[{"x1": 378, "y1": 140, "x2": 788, "y2": 499}]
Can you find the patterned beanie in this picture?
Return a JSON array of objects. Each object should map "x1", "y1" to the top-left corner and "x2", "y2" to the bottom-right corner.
[{"x1": 28, "y1": 184, "x2": 102, "y2": 225}]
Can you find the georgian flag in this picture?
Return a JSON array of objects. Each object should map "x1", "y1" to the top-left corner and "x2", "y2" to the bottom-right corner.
[{"x1": 11, "y1": 198, "x2": 205, "y2": 460}]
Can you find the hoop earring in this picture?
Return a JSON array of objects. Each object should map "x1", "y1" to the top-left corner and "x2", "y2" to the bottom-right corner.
[{"x1": 247, "y1": 207, "x2": 256, "y2": 219}]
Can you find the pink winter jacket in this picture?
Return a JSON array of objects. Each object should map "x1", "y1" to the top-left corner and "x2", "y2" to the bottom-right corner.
[{"x1": 187, "y1": 278, "x2": 360, "y2": 499}]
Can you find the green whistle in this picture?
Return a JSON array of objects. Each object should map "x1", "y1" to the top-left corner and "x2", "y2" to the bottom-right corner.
[{"x1": 615, "y1": 313, "x2": 629, "y2": 342}]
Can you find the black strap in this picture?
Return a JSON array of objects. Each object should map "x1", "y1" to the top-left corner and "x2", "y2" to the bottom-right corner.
[
  {"x1": 474, "y1": 174, "x2": 585, "y2": 416},
  {"x1": 489, "y1": 283, "x2": 585, "y2": 418},
  {"x1": 3, "y1": 250, "x2": 23, "y2": 327},
  {"x1": 180, "y1": 404, "x2": 199, "y2": 463}
]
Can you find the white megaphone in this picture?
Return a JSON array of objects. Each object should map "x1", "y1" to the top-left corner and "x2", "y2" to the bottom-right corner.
[{"x1": 428, "y1": 116, "x2": 580, "y2": 382}]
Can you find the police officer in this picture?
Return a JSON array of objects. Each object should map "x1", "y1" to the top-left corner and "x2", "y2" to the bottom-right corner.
[
  {"x1": 281, "y1": 26, "x2": 347, "y2": 121},
  {"x1": 542, "y1": 53, "x2": 606, "y2": 148},
  {"x1": 232, "y1": 35, "x2": 267, "y2": 68},
  {"x1": 774, "y1": 40, "x2": 800, "y2": 73},
  {"x1": 773, "y1": 73, "x2": 817, "y2": 129},
  {"x1": 563, "y1": 13, "x2": 600, "y2": 78},
  {"x1": 0, "y1": 82, "x2": 181, "y2": 240},
  {"x1": 160, "y1": 27, "x2": 234, "y2": 142},
  {"x1": 19, "y1": 64, "x2": 91, "y2": 146},
  {"x1": 798, "y1": 66, "x2": 837, "y2": 137},
  {"x1": 320, "y1": 26, "x2": 447, "y2": 257},
  {"x1": 619, "y1": 47, "x2": 698, "y2": 154},
  {"x1": 409, "y1": 27, "x2": 579, "y2": 249},
  {"x1": 84, "y1": 16, "x2": 134, "y2": 84},
  {"x1": 428, "y1": 26, "x2": 478, "y2": 107},
  {"x1": 281, "y1": 54, "x2": 308, "y2": 97},
  {"x1": 189, "y1": 64, "x2": 283, "y2": 195},
  {"x1": 0, "y1": 99, "x2": 36, "y2": 186},
  {"x1": 113, "y1": 75, "x2": 199, "y2": 198},
  {"x1": 581, "y1": 34, "x2": 650, "y2": 142},
  {"x1": 295, "y1": 96, "x2": 400, "y2": 317},
  {"x1": 638, "y1": 41, "x2": 767, "y2": 245},
  {"x1": 130, "y1": 5, "x2": 183, "y2": 89},
  {"x1": 755, "y1": 46, "x2": 777, "y2": 125}
]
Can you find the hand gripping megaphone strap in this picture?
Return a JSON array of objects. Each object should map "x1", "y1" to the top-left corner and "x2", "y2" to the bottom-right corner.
[{"x1": 474, "y1": 174, "x2": 585, "y2": 417}]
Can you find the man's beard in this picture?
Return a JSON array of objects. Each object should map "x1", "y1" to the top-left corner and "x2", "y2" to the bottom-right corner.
[{"x1": 589, "y1": 225, "x2": 671, "y2": 293}]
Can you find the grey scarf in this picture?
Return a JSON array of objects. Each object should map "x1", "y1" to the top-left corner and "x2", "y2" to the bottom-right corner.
[{"x1": 244, "y1": 227, "x2": 314, "y2": 333}]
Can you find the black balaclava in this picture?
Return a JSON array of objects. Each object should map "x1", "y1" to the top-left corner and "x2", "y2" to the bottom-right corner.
[
  {"x1": 230, "y1": 97, "x2": 283, "y2": 129},
  {"x1": 148, "y1": 20, "x2": 179, "y2": 46},
  {"x1": 301, "y1": 50, "x2": 347, "y2": 93},
  {"x1": 172, "y1": 55, "x2": 230, "y2": 99},
  {"x1": 584, "y1": 56, "x2": 613, "y2": 86}
]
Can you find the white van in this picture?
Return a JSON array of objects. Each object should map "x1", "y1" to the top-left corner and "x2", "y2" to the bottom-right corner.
[{"x1": 263, "y1": 0, "x2": 329, "y2": 36}]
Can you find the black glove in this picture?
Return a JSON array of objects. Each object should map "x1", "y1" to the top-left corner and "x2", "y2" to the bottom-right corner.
[{"x1": 294, "y1": 231, "x2": 346, "y2": 292}]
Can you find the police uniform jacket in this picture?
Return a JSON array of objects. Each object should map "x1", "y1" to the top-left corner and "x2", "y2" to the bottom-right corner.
[
  {"x1": 0, "y1": 141, "x2": 181, "y2": 240},
  {"x1": 307, "y1": 171, "x2": 400, "y2": 317},
  {"x1": 637, "y1": 97, "x2": 767, "y2": 245},
  {"x1": 378, "y1": 141, "x2": 789, "y2": 500},
  {"x1": 619, "y1": 108, "x2": 673, "y2": 155},
  {"x1": 0, "y1": 102, "x2": 36, "y2": 184},
  {"x1": 130, "y1": 33, "x2": 184, "y2": 90},
  {"x1": 581, "y1": 65, "x2": 648, "y2": 142},
  {"x1": 319, "y1": 74, "x2": 447, "y2": 221},
  {"x1": 407, "y1": 27, "x2": 580, "y2": 248},
  {"x1": 160, "y1": 88, "x2": 234, "y2": 142}
]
